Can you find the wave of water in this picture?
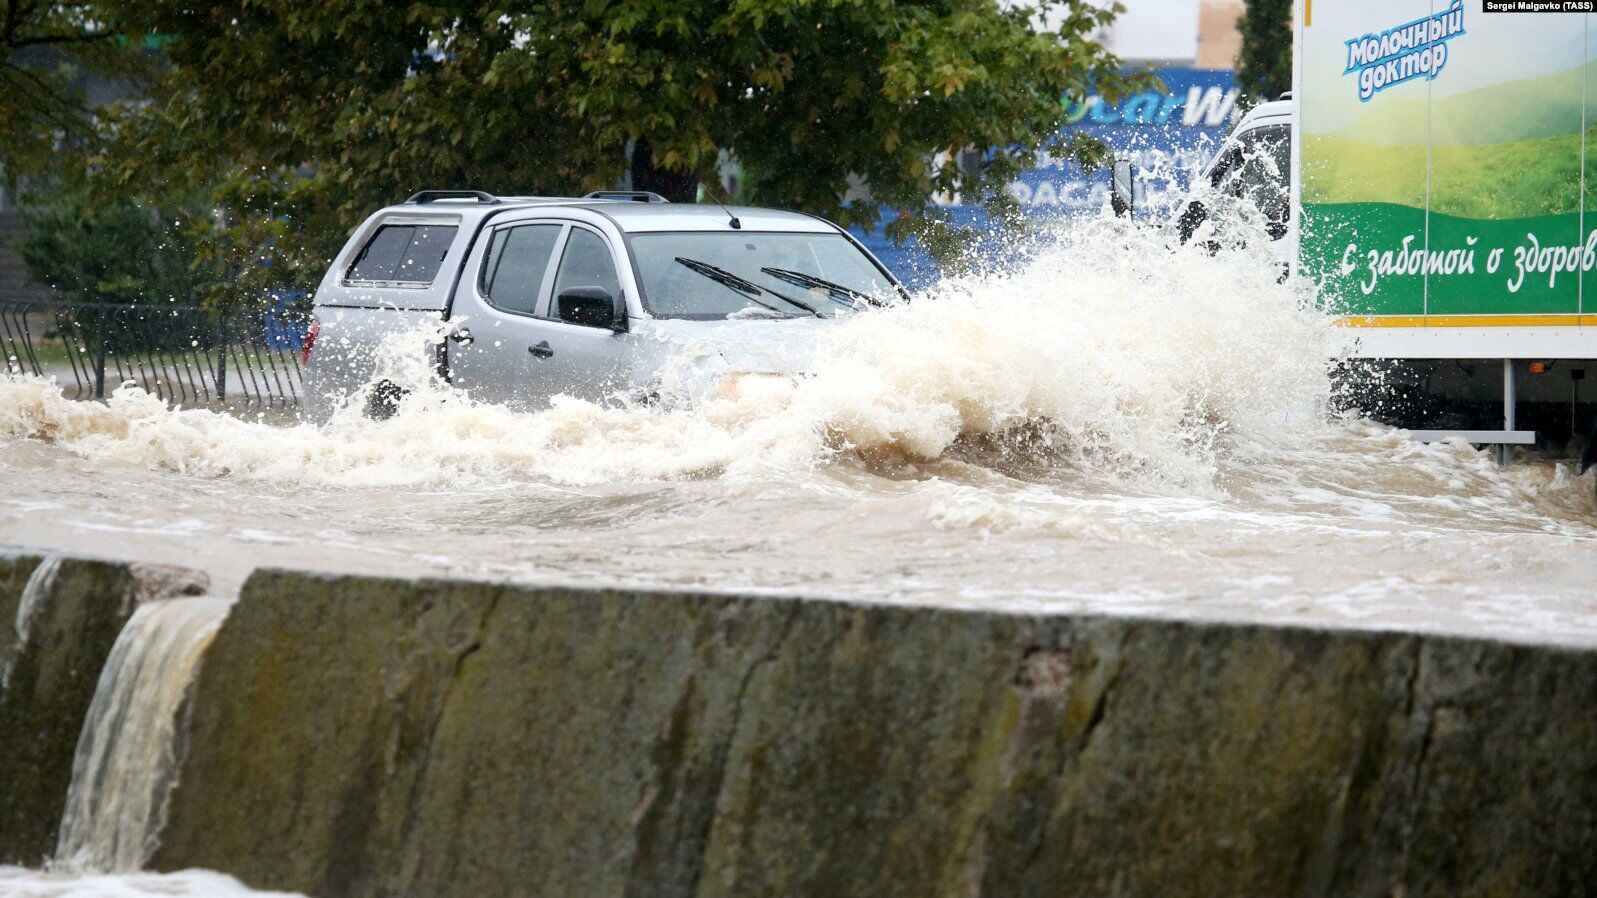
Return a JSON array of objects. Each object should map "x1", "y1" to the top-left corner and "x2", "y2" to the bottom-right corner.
[
  {"x1": 0, "y1": 218, "x2": 1332, "y2": 493},
  {"x1": 0, "y1": 216, "x2": 1591, "y2": 639}
]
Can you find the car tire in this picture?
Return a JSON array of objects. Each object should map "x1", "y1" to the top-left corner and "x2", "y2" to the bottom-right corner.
[{"x1": 364, "y1": 380, "x2": 407, "y2": 420}]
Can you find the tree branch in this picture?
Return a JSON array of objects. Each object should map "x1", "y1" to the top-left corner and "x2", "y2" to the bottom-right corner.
[
  {"x1": 0, "y1": 60, "x2": 90, "y2": 133},
  {"x1": 2, "y1": 0, "x2": 26, "y2": 49},
  {"x1": 10, "y1": 29, "x2": 118, "y2": 48}
]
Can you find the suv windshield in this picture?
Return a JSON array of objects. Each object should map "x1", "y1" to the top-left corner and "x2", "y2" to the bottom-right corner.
[{"x1": 630, "y1": 232, "x2": 895, "y2": 319}]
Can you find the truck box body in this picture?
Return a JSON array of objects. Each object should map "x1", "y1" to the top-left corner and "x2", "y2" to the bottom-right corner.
[{"x1": 1295, "y1": 0, "x2": 1597, "y2": 360}]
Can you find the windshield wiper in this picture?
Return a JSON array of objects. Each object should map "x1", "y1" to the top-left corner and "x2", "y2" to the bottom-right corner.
[
  {"x1": 758, "y1": 267, "x2": 873, "y2": 306},
  {"x1": 673, "y1": 257, "x2": 791, "y2": 316},
  {"x1": 673, "y1": 257, "x2": 822, "y2": 317}
]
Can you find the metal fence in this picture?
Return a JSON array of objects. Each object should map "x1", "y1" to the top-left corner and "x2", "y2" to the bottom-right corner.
[{"x1": 0, "y1": 297, "x2": 306, "y2": 406}]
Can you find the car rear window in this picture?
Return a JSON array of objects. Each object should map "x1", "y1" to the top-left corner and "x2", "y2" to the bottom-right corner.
[{"x1": 346, "y1": 223, "x2": 458, "y2": 285}]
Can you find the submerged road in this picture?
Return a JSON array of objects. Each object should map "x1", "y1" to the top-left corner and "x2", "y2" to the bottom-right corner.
[
  {"x1": 3, "y1": 234, "x2": 1594, "y2": 647},
  {"x1": 2, "y1": 414, "x2": 1594, "y2": 647}
]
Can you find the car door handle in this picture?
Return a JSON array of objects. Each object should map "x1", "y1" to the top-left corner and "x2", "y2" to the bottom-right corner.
[
  {"x1": 449, "y1": 328, "x2": 473, "y2": 345},
  {"x1": 529, "y1": 341, "x2": 554, "y2": 359}
]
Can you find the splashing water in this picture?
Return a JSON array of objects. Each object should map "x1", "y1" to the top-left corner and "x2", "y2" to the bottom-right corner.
[
  {"x1": 0, "y1": 216, "x2": 1592, "y2": 646},
  {"x1": 2, "y1": 556, "x2": 63, "y2": 692},
  {"x1": 55, "y1": 598, "x2": 229, "y2": 874},
  {"x1": 0, "y1": 219, "x2": 1329, "y2": 491}
]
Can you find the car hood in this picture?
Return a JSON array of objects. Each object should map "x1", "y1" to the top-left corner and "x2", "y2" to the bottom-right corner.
[{"x1": 633, "y1": 316, "x2": 837, "y2": 375}]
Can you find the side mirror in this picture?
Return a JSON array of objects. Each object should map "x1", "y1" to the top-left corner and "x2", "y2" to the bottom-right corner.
[
  {"x1": 556, "y1": 286, "x2": 627, "y2": 332},
  {"x1": 1110, "y1": 158, "x2": 1136, "y2": 218}
]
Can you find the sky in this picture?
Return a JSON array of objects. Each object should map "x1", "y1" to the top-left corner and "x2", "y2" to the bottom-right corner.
[
  {"x1": 1094, "y1": 0, "x2": 1202, "y2": 61},
  {"x1": 1023, "y1": 0, "x2": 1202, "y2": 62}
]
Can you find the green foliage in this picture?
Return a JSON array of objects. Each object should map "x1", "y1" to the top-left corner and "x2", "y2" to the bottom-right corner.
[
  {"x1": 88, "y1": 0, "x2": 1153, "y2": 299},
  {"x1": 1236, "y1": 0, "x2": 1291, "y2": 106},
  {"x1": 0, "y1": 2, "x2": 143, "y2": 179},
  {"x1": 18, "y1": 181, "x2": 219, "y2": 305}
]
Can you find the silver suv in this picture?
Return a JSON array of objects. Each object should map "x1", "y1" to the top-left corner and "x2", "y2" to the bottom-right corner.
[{"x1": 300, "y1": 190, "x2": 901, "y2": 419}]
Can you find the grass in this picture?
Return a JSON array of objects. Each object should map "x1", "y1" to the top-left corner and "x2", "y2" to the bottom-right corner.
[
  {"x1": 1304, "y1": 130, "x2": 1587, "y2": 220},
  {"x1": 4, "y1": 338, "x2": 85, "y2": 370}
]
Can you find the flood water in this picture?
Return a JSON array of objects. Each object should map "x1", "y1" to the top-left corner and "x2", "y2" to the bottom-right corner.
[{"x1": 3, "y1": 222, "x2": 1595, "y2": 646}]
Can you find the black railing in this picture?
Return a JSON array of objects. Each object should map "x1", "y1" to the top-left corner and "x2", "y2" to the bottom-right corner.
[{"x1": 0, "y1": 297, "x2": 306, "y2": 406}]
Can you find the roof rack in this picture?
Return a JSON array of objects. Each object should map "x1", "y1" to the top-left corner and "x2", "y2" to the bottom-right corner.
[
  {"x1": 583, "y1": 190, "x2": 670, "y2": 204},
  {"x1": 404, "y1": 190, "x2": 501, "y2": 205}
]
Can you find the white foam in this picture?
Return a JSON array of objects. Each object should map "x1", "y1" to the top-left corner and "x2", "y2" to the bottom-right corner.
[
  {"x1": 0, "y1": 217, "x2": 1331, "y2": 492},
  {"x1": 0, "y1": 867, "x2": 303, "y2": 898},
  {"x1": 0, "y1": 215, "x2": 1591, "y2": 646}
]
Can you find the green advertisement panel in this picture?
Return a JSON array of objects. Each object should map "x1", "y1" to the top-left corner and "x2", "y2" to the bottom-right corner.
[
  {"x1": 1584, "y1": 33, "x2": 1597, "y2": 313},
  {"x1": 1300, "y1": 1, "x2": 1590, "y2": 320}
]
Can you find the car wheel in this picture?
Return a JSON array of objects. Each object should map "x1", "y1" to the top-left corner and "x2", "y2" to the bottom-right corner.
[{"x1": 364, "y1": 380, "x2": 407, "y2": 420}]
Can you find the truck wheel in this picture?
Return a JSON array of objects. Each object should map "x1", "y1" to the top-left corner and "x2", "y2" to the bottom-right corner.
[
  {"x1": 1579, "y1": 423, "x2": 1597, "y2": 502},
  {"x1": 364, "y1": 380, "x2": 407, "y2": 420}
]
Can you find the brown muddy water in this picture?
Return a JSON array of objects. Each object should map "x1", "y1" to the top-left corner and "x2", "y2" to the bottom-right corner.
[
  {"x1": 2, "y1": 224, "x2": 1597, "y2": 897},
  {"x1": 2, "y1": 225, "x2": 1594, "y2": 647}
]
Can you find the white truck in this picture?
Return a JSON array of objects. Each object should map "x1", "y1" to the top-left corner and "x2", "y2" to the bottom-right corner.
[{"x1": 1123, "y1": 1, "x2": 1597, "y2": 466}]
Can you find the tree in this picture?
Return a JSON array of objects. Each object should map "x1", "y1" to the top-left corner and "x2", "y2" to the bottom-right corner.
[
  {"x1": 0, "y1": 2, "x2": 135, "y2": 178},
  {"x1": 1236, "y1": 0, "x2": 1291, "y2": 106},
  {"x1": 91, "y1": 0, "x2": 1153, "y2": 301},
  {"x1": 18, "y1": 180, "x2": 218, "y2": 306}
]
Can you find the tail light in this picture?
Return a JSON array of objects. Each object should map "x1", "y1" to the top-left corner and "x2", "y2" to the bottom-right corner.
[{"x1": 300, "y1": 317, "x2": 320, "y2": 366}]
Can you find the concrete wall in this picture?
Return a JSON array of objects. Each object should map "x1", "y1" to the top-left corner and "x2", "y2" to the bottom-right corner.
[
  {"x1": 155, "y1": 568, "x2": 1597, "y2": 898},
  {"x1": 0, "y1": 549, "x2": 206, "y2": 864}
]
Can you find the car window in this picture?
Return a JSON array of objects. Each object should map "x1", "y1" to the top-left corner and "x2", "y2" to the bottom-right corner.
[
  {"x1": 1222, "y1": 124, "x2": 1290, "y2": 235},
  {"x1": 347, "y1": 223, "x2": 458, "y2": 284},
  {"x1": 1230, "y1": 126, "x2": 1290, "y2": 195},
  {"x1": 1207, "y1": 147, "x2": 1242, "y2": 188},
  {"x1": 550, "y1": 228, "x2": 621, "y2": 313},
  {"x1": 481, "y1": 224, "x2": 563, "y2": 315},
  {"x1": 396, "y1": 225, "x2": 457, "y2": 282}
]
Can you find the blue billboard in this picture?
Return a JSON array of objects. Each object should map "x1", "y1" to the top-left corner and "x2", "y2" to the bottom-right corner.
[{"x1": 855, "y1": 67, "x2": 1241, "y2": 287}]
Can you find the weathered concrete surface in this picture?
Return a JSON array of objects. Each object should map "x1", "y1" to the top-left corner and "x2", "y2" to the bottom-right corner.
[
  {"x1": 0, "y1": 548, "x2": 207, "y2": 864},
  {"x1": 155, "y1": 568, "x2": 1597, "y2": 898}
]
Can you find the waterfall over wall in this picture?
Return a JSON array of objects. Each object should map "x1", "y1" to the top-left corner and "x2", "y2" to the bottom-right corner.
[
  {"x1": 55, "y1": 597, "x2": 229, "y2": 874},
  {"x1": 3, "y1": 548, "x2": 1597, "y2": 897},
  {"x1": 152, "y1": 568, "x2": 1597, "y2": 898},
  {"x1": 0, "y1": 551, "x2": 206, "y2": 865},
  {"x1": 0, "y1": 557, "x2": 62, "y2": 693}
]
